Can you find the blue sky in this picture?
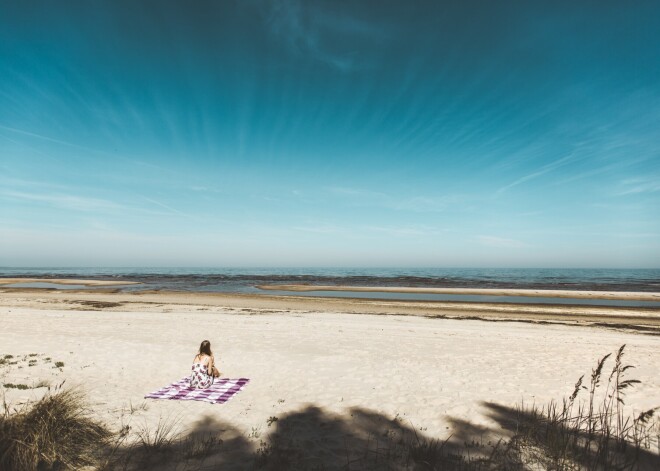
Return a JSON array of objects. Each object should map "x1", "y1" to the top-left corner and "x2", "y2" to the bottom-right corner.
[{"x1": 1, "y1": 0, "x2": 659, "y2": 267}]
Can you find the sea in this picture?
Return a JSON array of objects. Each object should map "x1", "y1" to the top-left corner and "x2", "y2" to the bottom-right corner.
[{"x1": 1, "y1": 267, "x2": 659, "y2": 307}]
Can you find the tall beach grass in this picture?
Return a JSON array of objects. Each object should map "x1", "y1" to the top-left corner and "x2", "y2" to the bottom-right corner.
[{"x1": 0, "y1": 387, "x2": 112, "y2": 470}]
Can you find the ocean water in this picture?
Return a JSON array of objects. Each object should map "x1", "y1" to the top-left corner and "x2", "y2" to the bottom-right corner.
[{"x1": 1, "y1": 267, "x2": 659, "y2": 293}]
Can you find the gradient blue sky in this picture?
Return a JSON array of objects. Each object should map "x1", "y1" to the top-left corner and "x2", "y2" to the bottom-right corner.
[{"x1": 1, "y1": 0, "x2": 659, "y2": 267}]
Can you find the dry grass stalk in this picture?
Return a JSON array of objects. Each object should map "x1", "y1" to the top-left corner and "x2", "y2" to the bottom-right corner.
[{"x1": 510, "y1": 344, "x2": 658, "y2": 470}]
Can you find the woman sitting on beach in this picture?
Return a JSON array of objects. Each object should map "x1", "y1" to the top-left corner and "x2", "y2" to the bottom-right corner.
[{"x1": 190, "y1": 340, "x2": 220, "y2": 389}]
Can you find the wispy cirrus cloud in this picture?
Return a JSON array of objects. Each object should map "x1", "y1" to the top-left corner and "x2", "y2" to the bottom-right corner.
[
  {"x1": 292, "y1": 223, "x2": 345, "y2": 234},
  {"x1": 258, "y1": 0, "x2": 385, "y2": 71},
  {"x1": 0, "y1": 131, "x2": 63, "y2": 163},
  {"x1": 617, "y1": 177, "x2": 660, "y2": 195},
  {"x1": 496, "y1": 153, "x2": 582, "y2": 195},
  {"x1": 0, "y1": 123, "x2": 99, "y2": 153},
  {"x1": 476, "y1": 235, "x2": 529, "y2": 249},
  {"x1": 1, "y1": 190, "x2": 124, "y2": 212},
  {"x1": 292, "y1": 222, "x2": 447, "y2": 238},
  {"x1": 0, "y1": 178, "x2": 130, "y2": 214},
  {"x1": 1, "y1": 186, "x2": 189, "y2": 219},
  {"x1": 0, "y1": 123, "x2": 173, "y2": 176},
  {"x1": 391, "y1": 196, "x2": 460, "y2": 213},
  {"x1": 138, "y1": 195, "x2": 190, "y2": 217},
  {"x1": 0, "y1": 176, "x2": 72, "y2": 191},
  {"x1": 364, "y1": 225, "x2": 447, "y2": 237},
  {"x1": 327, "y1": 186, "x2": 468, "y2": 213}
]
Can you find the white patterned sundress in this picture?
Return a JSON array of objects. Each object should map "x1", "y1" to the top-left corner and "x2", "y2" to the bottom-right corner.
[{"x1": 190, "y1": 359, "x2": 214, "y2": 389}]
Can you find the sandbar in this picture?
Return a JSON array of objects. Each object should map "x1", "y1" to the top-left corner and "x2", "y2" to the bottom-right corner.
[
  {"x1": 0, "y1": 277, "x2": 141, "y2": 286},
  {"x1": 257, "y1": 284, "x2": 660, "y2": 301}
]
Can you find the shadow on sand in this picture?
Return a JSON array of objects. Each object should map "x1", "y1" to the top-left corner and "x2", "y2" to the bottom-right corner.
[{"x1": 105, "y1": 399, "x2": 660, "y2": 471}]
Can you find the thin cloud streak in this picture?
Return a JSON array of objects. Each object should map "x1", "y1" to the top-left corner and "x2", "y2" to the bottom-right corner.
[
  {"x1": 1, "y1": 190, "x2": 123, "y2": 212},
  {"x1": 0, "y1": 132, "x2": 64, "y2": 163},
  {"x1": 0, "y1": 189, "x2": 187, "y2": 219},
  {"x1": 496, "y1": 153, "x2": 582, "y2": 195},
  {"x1": 0, "y1": 123, "x2": 99, "y2": 153},
  {"x1": 138, "y1": 195, "x2": 192, "y2": 218},
  {"x1": 260, "y1": 0, "x2": 383, "y2": 71},
  {"x1": 327, "y1": 186, "x2": 470, "y2": 213},
  {"x1": 617, "y1": 178, "x2": 660, "y2": 195},
  {"x1": 476, "y1": 235, "x2": 530, "y2": 249},
  {"x1": 292, "y1": 222, "x2": 447, "y2": 238}
]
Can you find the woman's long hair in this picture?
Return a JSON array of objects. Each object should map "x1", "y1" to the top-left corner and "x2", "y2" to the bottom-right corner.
[{"x1": 198, "y1": 340, "x2": 212, "y2": 356}]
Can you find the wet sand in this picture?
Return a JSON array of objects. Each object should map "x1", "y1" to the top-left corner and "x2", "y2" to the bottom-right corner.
[
  {"x1": 1, "y1": 287, "x2": 659, "y2": 331},
  {"x1": 257, "y1": 284, "x2": 660, "y2": 301},
  {"x1": 0, "y1": 277, "x2": 141, "y2": 286}
]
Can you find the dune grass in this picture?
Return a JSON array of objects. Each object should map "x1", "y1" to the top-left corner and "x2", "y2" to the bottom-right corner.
[
  {"x1": 501, "y1": 344, "x2": 659, "y2": 470},
  {"x1": 0, "y1": 388, "x2": 112, "y2": 470}
]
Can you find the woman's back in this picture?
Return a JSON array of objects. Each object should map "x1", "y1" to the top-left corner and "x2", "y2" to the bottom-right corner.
[
  {"x1": 190, "y1": 354, "x2": 213, "y2": 388},
  {"x1": 190, "y1": 340, "x2": 220, "y2": 389},
  {"x1": 193, "y1": 354, "x2": 210, "y2": 365}
]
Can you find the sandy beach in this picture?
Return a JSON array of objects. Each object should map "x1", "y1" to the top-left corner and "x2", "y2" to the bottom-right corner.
[{"x1": 1, "y1": 286, "x2": 659, "y2": 468}]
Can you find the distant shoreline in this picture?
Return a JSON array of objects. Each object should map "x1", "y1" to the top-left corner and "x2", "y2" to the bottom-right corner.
[{"x1": 257, "y1": 284, "x2": 660, "y2": 302}]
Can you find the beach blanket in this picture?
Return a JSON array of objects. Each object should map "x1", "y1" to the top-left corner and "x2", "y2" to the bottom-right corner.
[{"x1": 145, "y1": 377, "x2": 249, "y2": 404}]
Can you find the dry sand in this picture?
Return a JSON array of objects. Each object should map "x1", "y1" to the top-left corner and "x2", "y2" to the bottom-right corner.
[{"x1": 1, "y1": 288, "x2": 659, "y2": 468}]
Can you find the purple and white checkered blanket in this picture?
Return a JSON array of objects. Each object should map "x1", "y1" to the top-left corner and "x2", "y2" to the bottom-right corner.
[{"x1": 145, "y1": 377, "x2": 249, "y2": 404}]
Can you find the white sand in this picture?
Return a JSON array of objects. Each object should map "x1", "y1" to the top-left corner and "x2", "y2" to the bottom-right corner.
[{"x1": 1, "y1": 304, "x2": 659, "y2": 461}]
